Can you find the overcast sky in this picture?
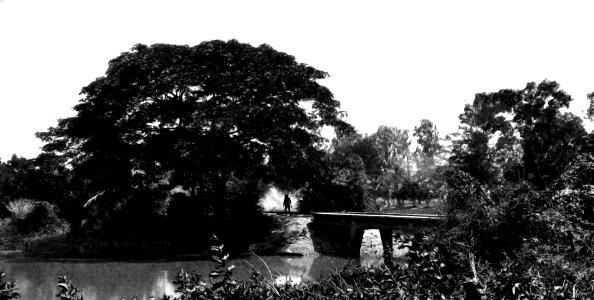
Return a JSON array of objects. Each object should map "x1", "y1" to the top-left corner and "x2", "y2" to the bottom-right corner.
[{"x1": 1, "y1": 0, "x2": 593, "y2": 160}]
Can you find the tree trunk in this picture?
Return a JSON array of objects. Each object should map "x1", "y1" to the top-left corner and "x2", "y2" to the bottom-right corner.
[{"x1": 212, "y1": 172, "x2": 231, "y2": 243}]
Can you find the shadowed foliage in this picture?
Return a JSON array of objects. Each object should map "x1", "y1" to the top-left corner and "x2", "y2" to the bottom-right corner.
[
  {"x1": 451, "y1": 80, "x2": 587, "y2": 188},
  {"x1": 35, "y1": 40, "x2": 351, "y2": 246}
]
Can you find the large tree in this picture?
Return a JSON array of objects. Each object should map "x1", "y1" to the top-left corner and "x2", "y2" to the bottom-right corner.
[
  {"x1": 451, "y1": 80, "x2": 587, "y2": 188},
  {"x1": 37, "y1": 40, "x2": 351, "y2": 234}
]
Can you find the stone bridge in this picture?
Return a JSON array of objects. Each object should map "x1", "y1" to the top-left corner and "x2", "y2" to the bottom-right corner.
[{"x1": 311, "y1": 212, "x2": 443, "y2": 259}]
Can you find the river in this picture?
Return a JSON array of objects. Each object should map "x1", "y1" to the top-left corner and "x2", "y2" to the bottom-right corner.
[
  {"x1": 0, "y1": 254, "x2": 366, "y2": 300},
  {"x1": 0, "y1": 211, "x2": 403, "y2": 299}
]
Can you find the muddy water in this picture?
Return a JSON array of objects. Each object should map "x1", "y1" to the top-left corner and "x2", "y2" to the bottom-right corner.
[
  {"x1": 0, "y1": 227, "x2": 404, "y2": 300},
  {"x1": 0, "y1": 255, "x2": 355, "y2": 300}
]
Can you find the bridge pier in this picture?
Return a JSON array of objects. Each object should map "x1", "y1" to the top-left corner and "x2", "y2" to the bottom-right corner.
[
  {"x1": 349, "y1": 224, "x2": 394, "y2": 260},
  {"x1": 312, "y1": 212, "x2": 442, "y2": 259},
  {"x1": 379, "y1": 229, "x2": 393, "y2": 263}
]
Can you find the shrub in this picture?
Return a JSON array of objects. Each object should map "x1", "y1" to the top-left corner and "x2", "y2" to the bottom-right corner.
[
  {"x1": 13, "y1": 201, "x2": 62, "y2": 234},
  {"x1": 56, "y1": 276, "x2": 83, "y2": 300},
  {"x1": 0, "y1": 272, "x2": 18, "y2": 300},
  {"x1": 6, "y1": 198, "x2": 35, "y2": 220},
  {"x1": 433, "y1": 158, "x2": 594, "y2": 298}
]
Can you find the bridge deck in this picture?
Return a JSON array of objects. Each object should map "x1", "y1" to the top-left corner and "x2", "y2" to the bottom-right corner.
[
  {"x1": 310, "y1": 212, "x2": 444, "y2": 257},
  {"x1": 311, "y1": 211, "x2": 443, "y2": 232}
]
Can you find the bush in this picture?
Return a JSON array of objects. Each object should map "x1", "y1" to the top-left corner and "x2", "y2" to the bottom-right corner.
[
  {"x1": 300, "y1": 154, "x2": 369, "y2": 213},
  {"x1": 6, "y1": 198, "x2": 34, "y2": 220},
  {"x1": 431, "y1": 157, "x2": 594, "y2": 298},
  {"x1": 0, "y1": 272, "x2": 18, "y2": 300},
  {"x1": 13, "y1": 201, "x2": 63, "y2": 234},
  {"x1": 56, "y1": 276, "x2": 83, "y2": 300}
]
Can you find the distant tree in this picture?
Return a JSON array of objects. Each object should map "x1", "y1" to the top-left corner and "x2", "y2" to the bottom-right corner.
[
  {"x1": 301, "y1": 131, "x2": 376, "y2": 211},
  {"x1": 413, "y1": 119, "x2": 442, "y2": 163},
  {"x1": 36, "y1": 40, "x2": 351, "y2": 238},
  {"x1": 413, "y1": 119, "x2": 446, "y2": 204},
  {"x1": 330, "y1": 131, "x2": 381, "y2": 180},
  {"x1": 301, "y1": 134, "x2": 370, "y2": 212},
  {"x1": 325, "y1": 149, "x2": 369, "y2": 211},
  {"x1": 369, "y1": 126, "x2": 411, "y2": 206},
  {"x1": 451, "y1": 80, "x2": 587, "y2": 188},
  {"x1": 394, "y1": 177, "x2": 433, "y2": 206}
]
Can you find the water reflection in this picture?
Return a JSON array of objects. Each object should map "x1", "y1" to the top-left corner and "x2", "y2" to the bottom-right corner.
[
  {"x1": 0, "y1": 255, "x2": 354, "y2": 300},
  {"x1": 2, "y1": 260, "x2": 178, "y2": 300},
  {"x1": 0, "y1": 229, "x2": 401, "y2": 299}
]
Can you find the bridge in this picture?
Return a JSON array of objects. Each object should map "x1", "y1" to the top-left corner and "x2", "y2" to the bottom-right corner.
[{"x1": 311, "y1": 212, "x2": 443, "y2": 259}]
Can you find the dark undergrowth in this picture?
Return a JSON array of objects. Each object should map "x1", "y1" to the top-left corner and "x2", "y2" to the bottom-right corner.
[
  {"x1": 0, "y1": 199, "x2": 69, "y2": 251},
  {"x1": 4, "y1": 233, "x2": 471, "y2": 300},
  {"x1": 6, "y1": 156, "x2": 594, "y2": 298},
  {"x1": 2, "y1": 199, "x2": 278, "y2": 260}
]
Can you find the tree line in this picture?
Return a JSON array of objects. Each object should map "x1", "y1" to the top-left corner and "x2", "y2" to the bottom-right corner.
[{"x1": 1, "y1": 40, "x2": 594, "y2": 256}]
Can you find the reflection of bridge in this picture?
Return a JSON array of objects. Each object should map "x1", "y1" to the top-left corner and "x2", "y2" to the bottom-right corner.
[{"x1": 311, "y1": 212, "x2": 443, "y2": 258}]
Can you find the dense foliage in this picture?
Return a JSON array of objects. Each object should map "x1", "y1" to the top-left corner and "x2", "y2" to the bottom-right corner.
[
  {"x1": 2, "y1": 37, "x2": 594, "y2": 298},
  {"x1": 0, "y1": 154, "x2": 68, "y2": 206},
  {"x1": 5, "y1": 158, "x2": 594, "y2": 299},
  {"x1": 30, "y1": 40, "x2": 351, "y2": 246},
  {"x1": 301, "y1": 120, "x2": 447, "y2": 212},
  {"x1": 300, "y1": 131, "x2": 374, "y2": 212},
  {"x1": 434, "y1": 154, "x2": 594, "y2": 298},
  {"x1": 450, "y1": 80, "x2": 588, "y2": 187}
]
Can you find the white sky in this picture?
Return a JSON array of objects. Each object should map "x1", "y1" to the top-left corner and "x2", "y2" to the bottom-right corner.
[{"x1": 1, "y1": 0, "x2": 593, "y2": 160}]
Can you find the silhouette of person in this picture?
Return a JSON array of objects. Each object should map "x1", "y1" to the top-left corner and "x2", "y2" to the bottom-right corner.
[{"x1": 283, "y1": 194, "x2": 292, "y2": 213}]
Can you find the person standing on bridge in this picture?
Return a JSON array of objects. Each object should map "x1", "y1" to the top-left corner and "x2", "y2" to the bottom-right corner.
[{"x1": 283, "y1": 194, "x2": 292, "y2": 213}]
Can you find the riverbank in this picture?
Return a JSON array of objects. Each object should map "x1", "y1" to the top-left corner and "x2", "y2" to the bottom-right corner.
[
  {"x1": 4, "y1": 212, "x2": 402, "y2": 261},
  {"x1": 1, "y1": 200, "x2": 422, "y2": 261}
]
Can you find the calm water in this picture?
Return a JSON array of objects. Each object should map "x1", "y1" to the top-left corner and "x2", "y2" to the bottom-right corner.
[{"x1": 0, "y1": 255, "x2": 357, "y2": 300}]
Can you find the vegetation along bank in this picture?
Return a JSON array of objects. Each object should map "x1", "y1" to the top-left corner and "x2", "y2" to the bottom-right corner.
[{"x1": 2, "y1": 39, "x2": 594, "y2": 298}]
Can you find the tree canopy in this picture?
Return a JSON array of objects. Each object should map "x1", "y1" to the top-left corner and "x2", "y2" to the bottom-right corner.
[
  {"x1": 36, "y1": 40, "x2": 351, "y2": 234},
  {"x1": 450, "y1": 80, "x2": 587, "y2": 187}
]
